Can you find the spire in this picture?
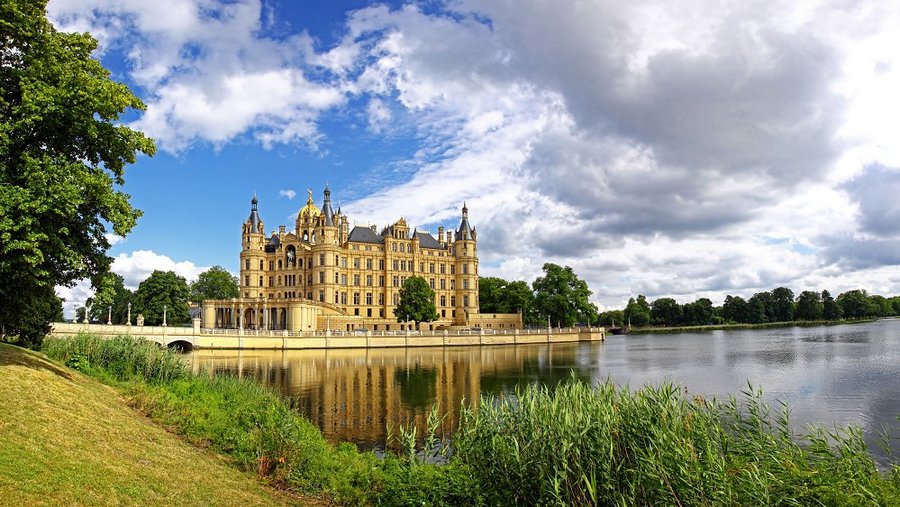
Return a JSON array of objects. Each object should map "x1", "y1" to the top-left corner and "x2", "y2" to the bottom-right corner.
[
  {"x1": 248, "y1": 194, "x2": 261, "y2": 233},
  {"x1": 457, "y1": 202, "x2": 472, "y2": 240},
  {"x1": 321, "y1": 183, "x2": 335, "y2": 227}
]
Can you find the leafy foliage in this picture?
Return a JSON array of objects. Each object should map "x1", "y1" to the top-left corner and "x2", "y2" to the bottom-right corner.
[
  {"x1": 190, "y1": 265, "x2": 239, "y2": 303},
  {"x1": 133, "y1": 270, "x2": 190, "y2": 326},
  {"x1": 479, "y1": 276, "x2": 536, "y2": 324},
  {"x1": 395, "y1": 276, "x2": 439, "y2": 327},
  {"x1": 0, "y1": 0, "x2": 154, "y2": 344},
  {"x1": 532, "y1": 263, "x2": 597, "y2": 327}
]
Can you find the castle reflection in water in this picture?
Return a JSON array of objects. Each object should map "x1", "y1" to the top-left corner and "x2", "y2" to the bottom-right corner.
[{"x1": 188, "y1": 344, "x2": 598, "y2": 448}]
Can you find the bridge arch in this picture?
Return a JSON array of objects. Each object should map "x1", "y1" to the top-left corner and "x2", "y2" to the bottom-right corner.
[{"x1": 165, "y1": 339, "x2": 194, "y2": 352}]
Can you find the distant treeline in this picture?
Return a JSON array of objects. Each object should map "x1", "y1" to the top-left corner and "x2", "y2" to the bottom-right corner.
[{"x1": 598, "y1": 288, "x2": 900, "y2": 328}]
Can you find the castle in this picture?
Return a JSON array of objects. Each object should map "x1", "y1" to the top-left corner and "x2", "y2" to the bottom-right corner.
[{"x1": 200, "y1": 186, "x2": 521, "y2": 332}]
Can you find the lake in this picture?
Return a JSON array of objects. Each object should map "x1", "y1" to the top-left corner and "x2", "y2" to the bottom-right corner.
[{"x1": 187, "y1": 319, "x2": 900, "y2": 467}]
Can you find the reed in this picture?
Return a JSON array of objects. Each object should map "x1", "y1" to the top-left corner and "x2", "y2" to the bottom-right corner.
[{"x1": 453, "y1": 377, "x2": 900, "y2": 506}]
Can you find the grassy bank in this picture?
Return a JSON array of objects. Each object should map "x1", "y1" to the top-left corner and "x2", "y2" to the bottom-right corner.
[
  {"x1": 0, "y1": 343, "x2": 297, "y2": 506},
  {"x1": 40, "y1": 334, "x2": 900, "y2": 506},
  {"x1": 632, "y1": 319, "x2": 875, "y2": 335}
]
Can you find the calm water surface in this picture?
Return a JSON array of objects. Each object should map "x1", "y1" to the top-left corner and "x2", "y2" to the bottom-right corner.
[{"x1": 187, "y1": 319, "x2": 900, "y2": 466}]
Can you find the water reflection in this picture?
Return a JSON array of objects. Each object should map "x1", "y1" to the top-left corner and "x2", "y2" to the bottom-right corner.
[{"x1": 188, "y1": 320, "x2": 900, "y2": 466}]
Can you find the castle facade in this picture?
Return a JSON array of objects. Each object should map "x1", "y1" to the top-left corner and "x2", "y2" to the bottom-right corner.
[{"x1": 200, "y1": 186, "x2": 521, "y2": 332}]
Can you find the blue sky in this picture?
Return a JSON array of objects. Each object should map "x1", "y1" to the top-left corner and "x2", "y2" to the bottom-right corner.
[{"x1": 48, "y1": 0, "x2": 900, "y2": 314}]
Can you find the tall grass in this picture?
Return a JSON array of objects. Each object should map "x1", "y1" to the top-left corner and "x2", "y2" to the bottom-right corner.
[
  {"x1": 43, "y1": 334, "x2": 898, "y2": 506},
  {"x1": 453, "y1": 378, "x2": 900, "y2": 506},
  {"x1": 42, "y1": 333, "x2": 187, "y2": 383}
]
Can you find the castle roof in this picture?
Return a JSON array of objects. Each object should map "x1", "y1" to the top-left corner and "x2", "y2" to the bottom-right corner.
[
  {"x1": 413, "y1": 231, "x2": 443, "y2": 249},
  {"x1": 347, "y1": 226, "x2": 384, "y2": 244},
  {"x1": 298, "y1": 189, "x2": 320, "y2": 220},
  {"x1": 248, "y1": 195, "x2": 261, "y2": 233}
]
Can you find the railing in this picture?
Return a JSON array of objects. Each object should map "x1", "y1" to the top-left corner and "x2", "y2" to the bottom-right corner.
[{"x1": 198, "y1": 326, "x2": 604, "y2": 338}]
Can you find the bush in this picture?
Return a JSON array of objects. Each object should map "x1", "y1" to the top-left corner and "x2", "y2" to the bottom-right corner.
[{"x1": 43, "y1": 333, "x2": 187, "y2": 383}]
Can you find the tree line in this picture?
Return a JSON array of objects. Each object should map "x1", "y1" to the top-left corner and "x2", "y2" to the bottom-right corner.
[
  {"x1": 598, "y1": 287, "x2": 900, "y2": 328},
  {"x1": 78, "y1": 266, "x2": 239, "y2": 326},
  {"x1": 479, "y1": 263, "x2": 598, "y2": 327}
]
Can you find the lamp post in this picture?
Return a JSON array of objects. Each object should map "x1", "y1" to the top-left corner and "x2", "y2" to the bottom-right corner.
[
  {"x1": 127, "y1": 302, "x2": 132, "y2": 326},
  {"x1": 107, "y1": 306, "x2": 112, "y2": 325},
  {"x1": 162, "y1": 304, "x2": 167, "y2": 327}
]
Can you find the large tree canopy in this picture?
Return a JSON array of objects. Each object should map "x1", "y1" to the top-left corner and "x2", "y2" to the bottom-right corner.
[
  {"x1": 394, "y1": 276, "x2": 438, "y2": 328},
  {"x1": 532, "y1": 263, "x2": 597, "y2": 327},
  {"x1": 0, "y1": 1, "x2": 155, "y2": 346},
  {"x1": 190, "y1": 265, "x2": 239, "y2": 303},
  {"x1": 133, "y1": 271, "x2": 190, "y2": 326}
]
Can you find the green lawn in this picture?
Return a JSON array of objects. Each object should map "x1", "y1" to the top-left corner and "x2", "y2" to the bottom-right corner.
[{"x1": 0, "y1": 343, "x2": 310, "y2": 506}]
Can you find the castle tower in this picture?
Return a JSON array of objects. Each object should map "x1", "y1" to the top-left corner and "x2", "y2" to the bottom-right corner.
[
  {"x1": 453, "y1": 203, "x2": 478, "y2": 325},
  {"x1": 316, "y1": 185, "x2": 340, "y2": 305},
  {"x1": 240, "y1": 195, "x2": 266, "y2": 301}
]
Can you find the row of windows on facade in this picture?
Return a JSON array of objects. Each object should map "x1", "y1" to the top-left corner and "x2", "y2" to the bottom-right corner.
[
  {"x1": 246, "y1": 256, "x2": 470, "y2": 275},
  {"x1": 246, "y1": 273, "x2": 471, "y2": 291}
]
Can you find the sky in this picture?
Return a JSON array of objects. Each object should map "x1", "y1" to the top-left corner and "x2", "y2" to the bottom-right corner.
[{"x1": 46, "y1": 0, "x2": 900, "y2": 316}]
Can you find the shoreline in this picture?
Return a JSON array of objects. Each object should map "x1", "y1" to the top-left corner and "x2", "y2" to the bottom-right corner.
[{"x1": 627, "y1": 318, "x2": 877, "y2": 335}]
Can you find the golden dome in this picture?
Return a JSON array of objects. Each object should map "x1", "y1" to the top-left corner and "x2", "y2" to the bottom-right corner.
[{"x1": 298, "y1": 188, "x2": 320, "y2": 219}]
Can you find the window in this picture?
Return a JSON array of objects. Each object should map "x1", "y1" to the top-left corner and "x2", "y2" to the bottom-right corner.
[
  {"x1": 341, "y1": 257, "x2": 347, "y2": 268},
  {"x1": 335, "y1": 293, "x2": 339, "y2": 304},
  {"x1": 430, "y1": 278, "x2": 435, "y2": 289},
  {"x1": 269, "y1": 276, "x2": 274, "y2": 287},
  {"x1": 245, "y1": 259, "x2": 250, "y2": 270},
  {"x1": 400, "y1": 260, "x2": 406, "y2": 271},
  {"x1": 318, "y1": 254, "x2": 325, "y2": 266},
  {"x1": 429, "y1": 263, "x2": 435, "y2": 273},
  {"x1": 450, "y1": 265, "x2": 455, "y2": 274},
  {"x1": 367, "y1": 308, "x2": 372, "y2": 317},
  {"x1": 393, "y1": 260, "x2": 399, "y2": 270},
  {"x1": 463, "y1": 264, "x2": 468, "y2": 274},
  {"x1": 451, "y1": 280, "x2": 456, "y2": 289},
  {"x1": 341, "y1": 274, "x2": 347, "y2": 285},
  {"x1": 353, "y1": 274, "x2": 360, "y2": 286},
  {"x1": 420, "y1": 263, "x2": 424, "y2": 272},
  {"x1": 335, "y1": 255, "x2": 340, "y2": 265},
  {"x1": 379, "y1": 259, "x2": 385, "y2": 270},
  {"x1": 341, "y1": 292, "x2": 347, "y2": 305},
  {"x1": 278, "y1": 275, "x2": 282, "y2": 285},
  {"x1": 400, "y1": 244, "x2": 405, "y2": 253},
  {"x1": 378, "y1": 294, "x2": 384, "y2": 305},
  {"x1": 244, "y1": 275, "x2": 249, "y2": 286},
  {"x1": 319, "y1": 290, "x2": 324, "y2": 302},
  {"x1": 353, "y1": 257, "x2": 360, "y2": 268},
  {"x1": 366, "y1": 275, "x2": 372, "y2": 286},
  {"x1": 269, "y1": 261, "x2": 274, "y2": 270},
  {"x1": 353, "y1": 292, "x2": 360, "y2": 305},
  {"x1": 392, "y1": 243, "x2": 397, "y2": 252},
  {"x1": 334, "y1": 272, "x2": 339, "y2": 283},
  {"x1": 463, "y1": 279, "x2": 469, "y2": 289},
  {"x1": 258, "y1": 276, "x2": 263, "y2": 286},
  {"x1": 393, "y1": 293, "x2": 399, "y2": 305},
  {"x1": 366, "y1": 258, "x2": 373, "y2": 270},
  {"x1": 440, "y1": 279, "x2": 445, "y2": 289},
  {"x1": 380, "y1": 309, "x2": 385, "y2": 317},
  {"x1": 464, "y1": 295, "x2": 470, "y2": 307},
  {"x1": 440, "y1": 295, "x2": 446, "y2": 306},
  {"x1": 440, "y1": 264, "x2": 445, "y2": 274},
  {"x1": 393, "y1": 276, "x2": 399, "y2": 287},
  {"x1": 278, "y1": 259, "x2": 282, "y2": 269},
  {"x1": 319, "y1": 271, "x2": 325, "y2": 283},
  {"x1": 259, "y1": 260, "x2": 264, "y2": 270},
  {"x1": 366, "y1": 293, "x2": 372, "y2": 305},
  {"x1": 451, "y1": 296, "x2": 456, "y2": 307},
  {"x1": 379, "y1": 275, "x2": 384, "y2": 287}
]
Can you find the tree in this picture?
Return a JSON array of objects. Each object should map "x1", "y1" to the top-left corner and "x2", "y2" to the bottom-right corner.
[
  {"x1": 822, "y1": 290, "x2": 842, "y2": 321},
  {"x1": 794, "y1": 290, "x2": 823, "y2": 321},
  {"x1": 394, "y1": 276, "x2": 438, "y2": 328},
  {"x1": 837, "y1": 289, "x2": 876, "y2": 319},
  {"x1": 771, "y1": 287, "x2": 795, "y2": 322},
  {"x1": 478, "y1": 276, "x2": 507, "y2": 314},
  {"x1": 191, "y1": 265, "x2": 239, "y2": 303},
  {"x1": 479, "y1": 276, "x2": 537, "y2": 325},
  {"x1": 650, "y1": 297, "x2": 682, "y2": 326},
  {"x1": 623, "y1": 295, "x2": 651, "y2": 327},
  {"x1": 0, "y1": 1, "x2": 155, "y2": 347},
  {"x1": 532, "y1": 263, "x2": 597, "y2": 327},
  {"x1": 597, "y1": 309, "x2": 625, "y2": 327},
  {"x1": 722, "y1": 295, "x2": 751, "y2": 323},
  {"x1": 88, "y1": 273, "x2": 132, "y2": 324},
  {"x1": 747, "y1": 292, "x2": 775, "y2": 324},
  {"x1": 133, "y1": 271, "x2": 190, "y2": 326},
  {"x1": 682, "y1": 298, "x2": 714, "y2": 326}
]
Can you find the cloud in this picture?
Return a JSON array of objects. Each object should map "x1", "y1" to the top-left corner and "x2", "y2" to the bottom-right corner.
[
  {"x1": 111, "y1": 250, "x2": 207, "y2": 290},
  {"x1": 279, "y1": 189, "x2": 297, "y2": 200},
  {"x1": 47, "y1": 0, "x2": 900, "y2": 308},
  {"x1": 48, "y1": 0, "x2": 345, "y2": 152}
]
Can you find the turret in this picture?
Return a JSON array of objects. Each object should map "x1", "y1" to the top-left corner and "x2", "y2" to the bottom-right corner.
[
  {"x1": 453, "y1": 203, "x2": 478, "y2": 325},
  {"x1": 240, "y1": 195, "x2": 266, "y2": 299}
]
